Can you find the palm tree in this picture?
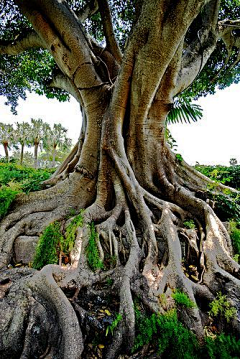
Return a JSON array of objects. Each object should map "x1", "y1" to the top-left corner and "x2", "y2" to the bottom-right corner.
[
  {"x1": 30, "y1": 118, "x2": 50, "y2": 168},
  {"x1": 0, "y1": 123, "x2": 15, "y2": 162},
  {"x1": 43, "y1": 123, "x2": 72, "y2": 167},
  {"x1": 15, "y1": 122, "x2": 32, "y2": 165}
]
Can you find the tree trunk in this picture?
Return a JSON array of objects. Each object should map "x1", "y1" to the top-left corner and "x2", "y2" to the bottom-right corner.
[
  {"x1": 2, "y1": 142, "x2": 9, "y2": 162},
  {"x1": 34, "y1": 141, "x2": 39, "y2": 169},
  {"x1": 20, "y1": 143, "x2": 24, "y2": 165},
  {"x1": 0, "y1": 0, "x2": 240, "y2": 358},
  {"x1": 52, "y1": 144, "x2": 57, "y2": 168}
]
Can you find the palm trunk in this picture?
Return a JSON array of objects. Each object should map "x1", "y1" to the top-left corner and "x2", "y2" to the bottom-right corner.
[
  {"x1": 52, "y1": 144, "x2": 57, "y2": 167},
  {"x1": 34, "y1": 141, "x2": 39, "y2": 169},
  {"x1": 20, "y1": 143, "x2": 24, "y2": 165},
  {"x1": 3, "y1": 142, "x2": 9, "y2": 163}
]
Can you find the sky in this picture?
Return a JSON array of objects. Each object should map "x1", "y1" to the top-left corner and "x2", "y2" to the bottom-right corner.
[{"x1": 0, "y1": 82, "x2": 239, "y2": 166}]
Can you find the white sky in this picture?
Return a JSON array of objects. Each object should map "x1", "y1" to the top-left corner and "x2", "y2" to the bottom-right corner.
[{"x1": 0, "y1": 83, "x2": 239, "y2": 165}]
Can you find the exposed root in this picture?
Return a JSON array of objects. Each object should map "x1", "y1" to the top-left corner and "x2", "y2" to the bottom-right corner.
[{"x1": 1, "y1": 148, "x2": 240, "y2": 358}]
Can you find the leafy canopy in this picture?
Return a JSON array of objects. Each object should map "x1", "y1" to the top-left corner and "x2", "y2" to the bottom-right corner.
[{"x1": 0, "y1": 0, "x2": 239, "y2": 113}]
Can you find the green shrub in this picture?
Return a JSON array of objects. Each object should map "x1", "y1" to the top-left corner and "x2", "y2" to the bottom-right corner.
[
  {"x1": 86, "y1": 222, "x2": 103, "y2": 271},
  {"x1": 0, "y1": 163, "x2": 53, "y2": 219},
  {"x1": 203, "y1": 334, "x2": 240, "y2": 359},
  {"x1": 209, "y1": 292, "x2": 236, "y2": 323},
  {"x1": 33, "y1": 221, "x2": 63, "y2": 269},
  {"x1": 33, "y1": 213, "x2": 84, "y2": 269},
  {"x1": 229, "y1": 221, "x2": 240, "y2": 260},
  {"x1": 172, "y1": 290, "x2": 196, "y2": 308},
  {"x1": 64, "y1": 212, "x2": 84, "y2": 253},
  {"x1": 133, "y1": 307, "x2": 199, "y2": 358},
  {"x1": 0, "y1": 184, "x2": 20, "y2": 219},
  {"x1": 183, "y1": 219, "x2": 196, "y2": 229}
]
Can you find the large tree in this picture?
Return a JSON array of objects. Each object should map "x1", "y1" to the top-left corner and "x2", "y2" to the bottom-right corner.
[{"x1": 0, "y1": 1, "x2": 240, "y2": 358}]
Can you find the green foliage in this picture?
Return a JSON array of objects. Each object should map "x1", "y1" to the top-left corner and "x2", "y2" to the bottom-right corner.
[
  {"x1": 133, "y1": 303, "x2": 240, "y2": 358},
  {"x1": 64, "y1": 212, "x2": 84, "y2": 253},
  {"x1": 229, "y1": 221, "x2": 240, "y2": 262},
  {"x1": 172, "y1": 290, "x2": 196, "y2": 308},
  {"x1": 167, "y1": 97, "x2": 203, "y2": 125},
  {"x1": 33, "y1": 212, "x2": 84, "y2": 269},
  {"x1": 134, "y1": 307, "x2": 198, "y2": 358},
  {"x1": 203, "y1": 334, "x2": 240, "y2": 359},
  {"x1": 86, "y1": 222, "x2": 104, "y2": 271},
  {"x1": 105, "y1": 313, "x2": 122, "y2": 336},
  {"x1": 0, "y1": 183, "x2": 20, "y2": 219},
  {"x1": 195, "y1": 164, "x2": 240, "y2": 221},
  {"x1": 183, "y1": 219, "x2": 196, "y2": 229},
  {"x1": 209, "y1": 292, "x2": 237, "y2": 323},
  {"x1": 0, "y1": 162, "x2": 53, "y2": 193},
  {"x1": 33, "y1": 221, "x2": 63, "y2": 269},
  {"x1": 175, "y1": 153, "x2": 183, "y2": 164},
  {"x1": 195, "y1": 164, "x2": 240, "y2": 190}
]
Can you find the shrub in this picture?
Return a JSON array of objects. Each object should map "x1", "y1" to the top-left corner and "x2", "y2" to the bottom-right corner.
[
  {"x1": 172, "y1": 290, "x2": 196, "y2": 308},
  {"x1": 229, "y1": 221, "x2": 240, "y2": 261},
  {"x1": 203, "y1": 334, "x2": 240, "y2": 359},
  {"x1": 209, "y1": 292, "x2": 236, "y2": 323},
  {"x1": 86, "y1": 222, "x2": 103, "y2": 271},
  {"x1": 0, "y1": 184, "x2": 20, "y2": 219},
  {"x1": 33, "y1": 221, "x2": 63, "y2": 269},
  {"x1": 133, "y1": 307, "x2": 199, "y2": 358}
]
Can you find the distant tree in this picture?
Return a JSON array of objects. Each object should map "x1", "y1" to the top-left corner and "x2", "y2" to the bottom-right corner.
[
  {"x1": 0, "y1": 122, "x2": 15, "y2": 162},
  {"x1": 30, "y1": 118, "x2": 50, "y2": 168},
  {"x1": 43, "y1": 123, "x2": 72, "y2": 167},
  {"x1": 15, "y1": 121, "x2": 31, "y2": 165}
]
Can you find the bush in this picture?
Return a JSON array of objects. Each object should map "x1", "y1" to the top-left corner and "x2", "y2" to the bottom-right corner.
[
  {"x1": 86, "y1": 222, "x2": 104, "y2": 271},
  {"x1": 172, "y1": 290, "x2": 196, "y2": 308},
  {"x1": 32, "y1": 221, "x2": 64, "y2": 269},
  {"x1": 0, "y1": 184, "x2": 20, "y2": 219},
  {"x1": 0, "y1": 163, "x2": 53, "y2": 218}
]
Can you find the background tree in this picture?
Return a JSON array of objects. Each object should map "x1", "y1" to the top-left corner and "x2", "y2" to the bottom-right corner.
[
  {"x1": 43, "y1": 123, "x2": 72, "y2": 167},
  {"x1": 15, "y1": 121, "x2": 31, "y2": 165},
  {"x1": 30, "y1": 118, "x2": 49, "y2": 168},
  {"x1": 0, "y1": 122, "x2": 15, "y2": 162},
  {"x1": 0, "y1": 1, "x2": 240, "y2": 358}
]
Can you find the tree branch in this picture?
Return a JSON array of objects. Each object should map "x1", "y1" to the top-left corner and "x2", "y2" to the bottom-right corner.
[
  {"x1": 174, "y1": 0, "x2": 221, "y2": 95},
  {"x1": 97, "y1": 0, "x2": 122, "y2": 64},
  {"x1": 0, "y1": 30, "x2": 45, "y2": 55},
  {"x1": 49, "y1": 73, "x2": 84, "y2": 106},
  {"x1": 75, "y1": 0, "x2": 99, "y2": 22}
]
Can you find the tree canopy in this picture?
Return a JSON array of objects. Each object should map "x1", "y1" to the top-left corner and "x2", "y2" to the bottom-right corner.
[{"x1": 0, "y1": 0, "x2": 239, "y2": 113}]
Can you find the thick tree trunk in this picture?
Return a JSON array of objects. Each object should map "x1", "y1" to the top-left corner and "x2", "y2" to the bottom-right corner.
[{"x1": 0, "y1": 0, "x2": 240, "y2": 358}]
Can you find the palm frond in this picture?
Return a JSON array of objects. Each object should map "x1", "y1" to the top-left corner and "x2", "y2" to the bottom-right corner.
[{"x1": 166, "y1": 98, "x2": 203, "y2": 125}]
